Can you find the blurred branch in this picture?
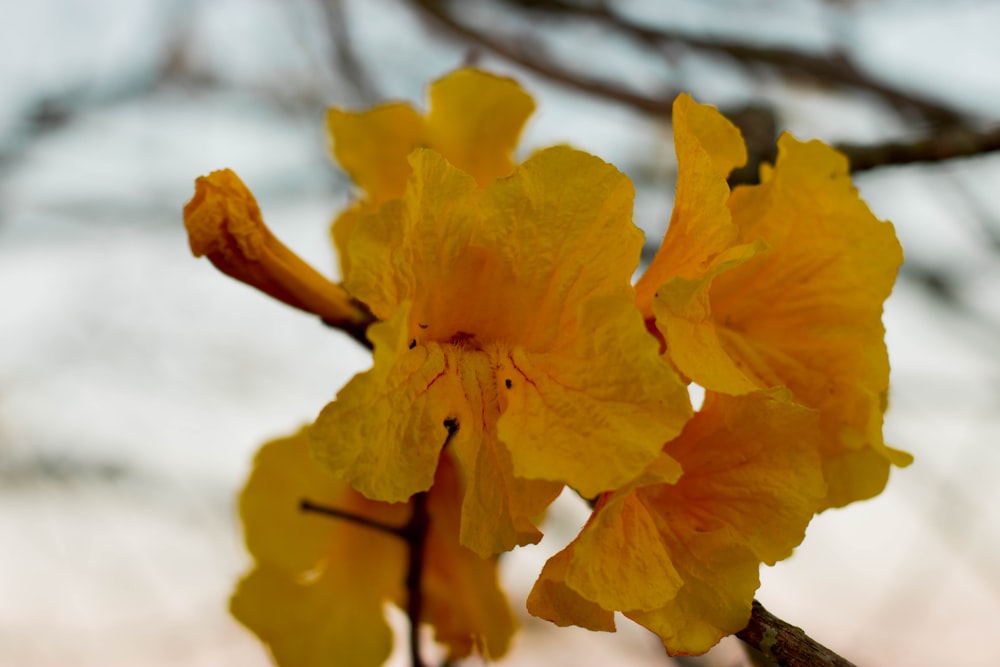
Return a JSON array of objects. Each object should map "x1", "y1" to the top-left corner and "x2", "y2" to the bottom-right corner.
[
  {"x1": 838, "y1": 125, "x2": 1000, "y2": 172},
  {"x1": 496, "y1": 0, "x2": 965, "y2": 125},
  {"x1": 318, "y1": 0, "x2": 380, "y2": 103},
  {"x1": 407, "y1": 0, "x2": 1000, "y2": 181},
  {"x1": 409, "y1": 0, "x2": 682, "y2": 115},
  {"x1": 737, "y1": 600, "x2": 858, "y2": 667}
]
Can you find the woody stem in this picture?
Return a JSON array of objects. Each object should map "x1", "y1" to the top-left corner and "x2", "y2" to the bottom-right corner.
[{"x1": 736, "y1": 599, "x2": 858, "y2": 667}]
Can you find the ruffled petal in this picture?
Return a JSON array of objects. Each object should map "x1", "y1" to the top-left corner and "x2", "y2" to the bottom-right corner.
[
  {"x1": 711, "y1": 135, "x2": 909, "y2": 506},
  {"x1": 531, "y1": 391, "x2": 824, "y2": 656},
  {"x1": 498, "y1": 295, "x2": 692, "y2": 497},
  {"x1": 652, "y1": 241, "x2": 766, "y2": 394},
  {"x1": 422, "y1": 453, "x2": 516, "y2": 659},
  {"x1": 635, "y1": 95, "x2": 746, "y2": 319},
  {"x1": 310, "y1": 304, "x2": 466, "y2": 502},
  {"x1": 327, "y1": 102, "x2": 424, "y2": 203},
  {"x1": 477, "y1": 146, "x2": 645, "y2": 351},
  {"x1": 424, "y1": 69, "x2": 534, "y2": 187}
]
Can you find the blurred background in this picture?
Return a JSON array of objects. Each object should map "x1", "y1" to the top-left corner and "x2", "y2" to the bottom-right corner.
[{"x1": 2, "y1": 0, "x2": 999, "y2": 665}]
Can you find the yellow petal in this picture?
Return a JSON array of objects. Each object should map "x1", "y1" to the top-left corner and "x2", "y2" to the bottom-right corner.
[
  {"x1": 539, "y1": 391, "x2": 824, "y2": 655},
  {"x1": 424, "y1": 68, "x2": 535, "y2": 187},
  {"x1": 327, "y1": 102, "x2": 423, "y2": 203},
  {"x1": 343, "y1": 149, "x2": 481, "y2": 322},
  {"x1": 565, "y1": 492, "x2": 683, "y2": 611},
  {"x1": 232, "y1": 565, "x2": 397, "y2": 667},
  {"x1": 652, "y1": 241, "x2": 766, "y2": 395},
  {"x1": 238, "y1": 428, "x2": 404, "y2": 574},
  {"x1": 477, "y1": 145, "x2": 645, "y2": 351},
  {"x1": 444, "y1": 345, "x2": 562, "y2": 555},
  {"x1": 183, "y1": 169, "x2": 363, "y2": 325},
  {"x1": 635, "y1": 95, "x2": 746, "y2": 319},
  {"x1": 526, "y1": 547, "x2": 616, "y2": 632},
  {"x1": 499, "y1": 295, "x2": 692, "y2": 497},
  {"x1": 310, "y1": 304, "x2": 465, "y2": 502},
  {"x1": 232, "y1": 431, "x2": 408, "y2": 667},
  {"x1": 710, "y1": 134, "x2": 908, "y2": 507},
  {"x1": 422, "y1": 453, "x2": 517, "y2": 659}
]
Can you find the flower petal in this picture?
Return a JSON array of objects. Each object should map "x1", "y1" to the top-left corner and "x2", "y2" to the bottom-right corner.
[
  {"x1": 232, "y1": 565, "x2": 397, "y2": 667},
  {"x1": 423, "y1": 453, "x2": 517, "y2": 659},
  {"x1": 232, "y1": 430, "x2": 408, "y2": 667},
  {"x1": 527, "y1": 547, "x2": 617, "y2": 633},
  {"x1": 534, "y1": 391, "x2": 824, "y2": 655},
  {"x1": 424, "y1": 69, "x2": 535, "y2": 187},
  {"x1": 310, "y1": 304, "x2": 466, "y2": 502},
  {"x1": 499, "y1": 295, "x2": 692, "y2": 497},
  {"x1": 327, "y1": 102, "x2": 424, "y2": 203},
  {"x1": 477, "y1": 145, "x2": 645, "y2": 351},
  {"x1": 239, "y1": 427, "x2": 405, "y2": 574},
  {"x1": 183, "y1": 169, "x2": 362, "y2": 324},
  {"x1": 635, "y1": 95, "x2": 746, "y2": 319},
  {"x1": 710, "y1": 135, "x2": 909, "y2": 506}
]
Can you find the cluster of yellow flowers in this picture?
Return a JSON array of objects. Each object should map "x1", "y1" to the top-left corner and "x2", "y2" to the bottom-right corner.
[{"x1": 183, "y1": 69, "x2": 910, "y2": 664}]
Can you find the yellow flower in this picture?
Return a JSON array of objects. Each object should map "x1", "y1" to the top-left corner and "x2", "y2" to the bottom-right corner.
[
  {"x1": 311, "y1": 145, "x2": 693, "y2": 556},
  {"x1": 231, "y1": 429, "x2": 515, "y2": 667},
  {"x1": 183, "y1": 169, "x2": 367, "y2": 331},
  {"x1": 527, "y1": 391, "x2": 825, "y2": 655},
  {"x1": 635, "y1": 94, "x2": 910, "y2": 509},
  {"x1": 329, "y1": 68, "x2": 535, "y2": 280}
]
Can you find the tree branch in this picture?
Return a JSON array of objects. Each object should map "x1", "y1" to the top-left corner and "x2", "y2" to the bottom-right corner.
[
  {"x1": 496, "y1": 0, "x2": 966, "y2": 125},
  {"x1": 737, "y1": 600, "x2": 858, "y2": 667}
]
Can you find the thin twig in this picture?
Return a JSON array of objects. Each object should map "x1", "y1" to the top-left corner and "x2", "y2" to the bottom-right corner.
[
  {"x1": 300, "y1": 498, "x2": 407, "y2": 537},
  {"x1": 403, "y1": 492, "x2": 430, "y2": 667},
  {"x1": 736, "y1": 600, "x2": 858, "y2": 667}
]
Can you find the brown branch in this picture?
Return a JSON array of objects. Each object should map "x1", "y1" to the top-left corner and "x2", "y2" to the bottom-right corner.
[
  {"x1": 408, "y1": 0, "x2": 681, "y2": 116},
  {"x1": 837, "y1": 125, "x2": 1000, "y2": 172},
  {"x1": 497, "y1": 0, "x2": 966, "y2": 125},
  {"x1": 737, "y1": 600, "x2": 858, "y2": 667},
  {"x1": 725, "y1": 123, "x2": 1000, "y2": 186}
]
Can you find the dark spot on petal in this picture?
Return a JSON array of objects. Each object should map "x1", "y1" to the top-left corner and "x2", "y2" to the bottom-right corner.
[
  {"x1": 418, "y1": 323, "x2": 428, "y2": 329},
  {"x1": 409, "y1": 339, "x2": 416, "y2": 349},
  {"x1": 443, "y1": 417, "x2": 460, "y2": 437},
  {"x1": 505, "y1": 378, "x2": 512, "y2": 389}
]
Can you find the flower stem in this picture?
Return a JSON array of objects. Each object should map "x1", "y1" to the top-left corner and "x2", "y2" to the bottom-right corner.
[{"x1": 298, "y1": 494, "x2": 432, "y2": 667}]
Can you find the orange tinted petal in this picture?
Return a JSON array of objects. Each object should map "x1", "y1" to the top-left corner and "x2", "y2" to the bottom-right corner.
[
  {"x1": 534, "y1": 391, "x2": 824, "y2": 655},
  {"x1": 635, "y1": 95, "x2": 746, "y2": 319},
  {"x1": 712, "y1": 134, "x2": 909, "y2": 507},
  {"x1": 527, "y1": 547, "x2": 616, "y2": 632},
  {"x1": 183, "y1": 169, "x2": 362, "y2": 324}
]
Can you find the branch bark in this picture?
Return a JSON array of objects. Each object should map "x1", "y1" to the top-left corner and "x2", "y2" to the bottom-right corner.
[{"x1": 737, "y1": 600, "x2": 858, "y2": 667}]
